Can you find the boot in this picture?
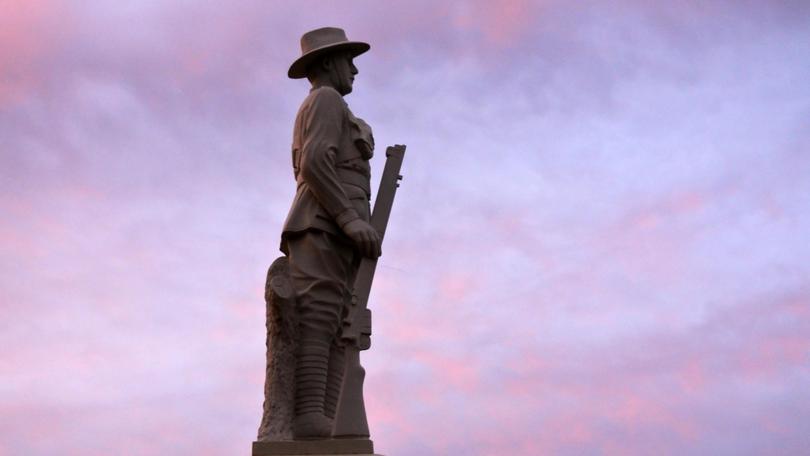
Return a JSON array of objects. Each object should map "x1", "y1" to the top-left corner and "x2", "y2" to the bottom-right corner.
[
  {"x1": 292, "y1": 412, "x2": 332, "y2": 440},
  {"x1": 324, "y1": 342, "x2": 346, "y2": 420},
  {"x1": 293, "y1": 339, "x2": 332, "y2": 439}
]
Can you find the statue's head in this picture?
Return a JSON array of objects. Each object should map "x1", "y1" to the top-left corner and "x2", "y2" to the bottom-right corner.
[
  {"x1": 306, "y1": 51, "x2": 358, "y2": 96},
  {"x1": 288, "y1": 27, "x2": 369, "y2": 95}
]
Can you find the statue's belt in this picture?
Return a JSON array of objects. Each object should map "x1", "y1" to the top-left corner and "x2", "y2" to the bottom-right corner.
[{"x1": 336, "y1": 167, "x2": 371, "y2": 197}]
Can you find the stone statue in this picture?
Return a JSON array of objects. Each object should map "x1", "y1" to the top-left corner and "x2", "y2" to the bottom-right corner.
[{"x1": 253, "y1": 27, "x2": 405, "y2": 456}]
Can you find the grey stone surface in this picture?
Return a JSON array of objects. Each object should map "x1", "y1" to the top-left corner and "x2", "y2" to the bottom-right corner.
[
  {"x1": 283, "y1": 27, "x2": 378, "y2": 440},
  {"x1": 252, "y1": 438, "x2": 374, "y2": 455},
  {"x1": 257, "y1": 257, "x2": 297, "y2": 441},
  {"x1": 256, "y1": 26, "x2": 404, "y2": 449}
]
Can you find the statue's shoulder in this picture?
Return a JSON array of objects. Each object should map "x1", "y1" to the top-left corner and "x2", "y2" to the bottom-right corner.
[{"x1": 307, "y1": 86, "x2": 346, "y2": 108}]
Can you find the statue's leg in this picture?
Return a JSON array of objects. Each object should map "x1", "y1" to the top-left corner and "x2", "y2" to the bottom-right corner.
[
  {"x1": 325, "y1": 260, "x2": 357, "y2": 423},
  {"x1": 287, "y1": 231, "x2": 354, "y2": 439},
  {"x1": 324, "y1": 341, "x2": 345, "y2": 420}
]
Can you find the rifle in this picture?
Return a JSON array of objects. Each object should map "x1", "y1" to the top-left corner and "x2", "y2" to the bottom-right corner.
[{"x1": 333, "y1": 144, "x2": 406, "y2": 438}]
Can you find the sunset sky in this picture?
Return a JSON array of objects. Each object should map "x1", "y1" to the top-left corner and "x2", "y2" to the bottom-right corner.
[{"x1": 2, "y1": 1, "x2": 809, "y2": 455}]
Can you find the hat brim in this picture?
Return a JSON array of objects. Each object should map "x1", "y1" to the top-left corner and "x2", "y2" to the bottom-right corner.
[{"x1": 288, "y1": 41, "x2": 370, "y2": 79}]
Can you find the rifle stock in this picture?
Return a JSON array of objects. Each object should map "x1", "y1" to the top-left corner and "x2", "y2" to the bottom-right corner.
[{"x1": 333, "y1": 145, "x2": 406, "y2": 437}]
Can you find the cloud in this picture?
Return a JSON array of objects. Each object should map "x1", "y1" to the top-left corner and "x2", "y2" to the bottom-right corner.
[{"x1": 2, "y1": 1, "x2": 809, "y2": 455}]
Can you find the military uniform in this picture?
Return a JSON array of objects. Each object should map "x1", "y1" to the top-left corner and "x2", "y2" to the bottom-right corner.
[{"x1": 281, "y1": 85, "x2": 374, "y2": 433}]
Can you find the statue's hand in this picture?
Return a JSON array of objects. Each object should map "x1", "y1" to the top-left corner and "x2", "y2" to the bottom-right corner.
[{"x1": 343, "y1": 219, "x2": 381, "y2": 259}]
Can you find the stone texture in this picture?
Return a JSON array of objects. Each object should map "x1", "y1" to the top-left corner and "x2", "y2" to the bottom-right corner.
[
  {"x1": 252, "y1": 438, "x2": 375, "y2": 455},
  {"x1": 255, "y1": 27, "x2": 401, "y2": 452},
  {"x1": 280, "y1": 27, "x2": 379, "y2": 440},
  {"x1": 257, "y1": 256, "x2": 298, "y2": 441}
]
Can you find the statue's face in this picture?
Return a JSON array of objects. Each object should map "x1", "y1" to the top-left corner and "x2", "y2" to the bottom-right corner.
[{"x1": 328, "y1": 52, "x2": 358, "y2": 96}]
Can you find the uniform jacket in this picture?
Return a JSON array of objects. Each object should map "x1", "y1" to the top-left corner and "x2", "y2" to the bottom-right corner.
[{"x1": 281, "y1": 86, "x2": 374, "y2": 254}]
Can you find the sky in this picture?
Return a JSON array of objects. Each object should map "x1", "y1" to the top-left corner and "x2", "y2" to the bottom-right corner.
[{"x1": 1, "y1": 0, "x2": 809, "y2": 455}]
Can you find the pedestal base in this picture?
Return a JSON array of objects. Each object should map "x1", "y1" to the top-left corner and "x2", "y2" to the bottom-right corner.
[{"x1": 252, "y1": 439, "x2": 381, "y2": 456}]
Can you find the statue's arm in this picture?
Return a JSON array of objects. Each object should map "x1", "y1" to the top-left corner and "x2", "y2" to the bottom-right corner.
[{"x1": 299, "y1": 89, "x2": 359, "y2": 228}]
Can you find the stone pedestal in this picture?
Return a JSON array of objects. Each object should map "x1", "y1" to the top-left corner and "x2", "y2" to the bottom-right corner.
[{"x1": 252, "y1": 439, "x2": 381, "y2": 456}]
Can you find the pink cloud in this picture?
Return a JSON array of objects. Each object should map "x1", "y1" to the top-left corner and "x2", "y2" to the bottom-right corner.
[
  {"x1": 452, "y1": 0, "x2": 543, "y2": 47},
  {"x1": 2, "y1": 1, "x2": 809, "y2": 455},
  {"x1": 0, "y1": 0, "x2": 74, "y2": 105}
]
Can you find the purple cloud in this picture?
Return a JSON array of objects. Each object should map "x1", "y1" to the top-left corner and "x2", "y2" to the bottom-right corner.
[{"x1": 2, "y1": 1, "x2": 809, "y2": 455}]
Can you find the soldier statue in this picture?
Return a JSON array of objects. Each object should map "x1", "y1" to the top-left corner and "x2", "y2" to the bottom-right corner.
[
  {"x1": 255, "y1": 28, "x2": 404, "y2": 456},
  {"x1": 282, "y1": 27, "x2": 380, "y2": 439}
]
